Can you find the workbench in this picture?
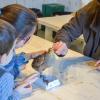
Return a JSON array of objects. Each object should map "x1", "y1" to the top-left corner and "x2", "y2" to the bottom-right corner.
[
  {"x1": 16, "y1": 36, "x2": 100, "y2": 100},
  {"x1": 38, "y1": 14, "x2": 73, "y2": 41},
  {"x1": 38, "y1": 14, "x2": 85, "y2": 53}
]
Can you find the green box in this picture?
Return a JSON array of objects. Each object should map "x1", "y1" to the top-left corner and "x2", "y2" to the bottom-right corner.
[{"x1": 42, "y1": 3, "x2": 65, "y2": 17}]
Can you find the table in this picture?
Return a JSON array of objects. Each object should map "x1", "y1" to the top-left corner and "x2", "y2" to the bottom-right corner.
[
  {"x1": 16, "y1": 35, "x2": 85, "y2": 75},
  {"x1": 38, "y1": 14, "x2": 85, "y2": 53},
  {"x1": 16, "y1": 36, "x2": 100, "y2": 100},
  {"x1": 38, "y1": 14, "x2": 74, "y2": 41}
]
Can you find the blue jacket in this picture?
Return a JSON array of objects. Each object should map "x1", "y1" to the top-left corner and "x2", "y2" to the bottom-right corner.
[
  {"x1": 0, "y1": 52, "x2": 29, "y2": 100},
  {"x1": 4, "y1": 52, "x2": 28, "y2": 79},
  {"x1": 0, "y1": 68, "x2": 21, "y2": 100}
]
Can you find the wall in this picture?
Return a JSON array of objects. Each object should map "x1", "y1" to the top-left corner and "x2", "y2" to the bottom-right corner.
[
  {"x1": 57, "y1": 0, "x2": 82, "y2": 11},
  {"x1": 0, "y1": 0, "x2": 91, "y2": 11},
  {"x1": 81, "y1": 0, "x2": 92, "y2": 7}
]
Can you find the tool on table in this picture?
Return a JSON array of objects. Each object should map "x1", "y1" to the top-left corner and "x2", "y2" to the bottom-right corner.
[
  {"x1": 33, "y1": 74, "x2": 61, "y2": 90},
  {"x1": 31, "y1": 48, "x2": 61, "y2": 90}
]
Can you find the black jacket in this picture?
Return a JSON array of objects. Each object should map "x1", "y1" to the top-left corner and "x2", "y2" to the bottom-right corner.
[{"x1": 55, "y1": 0, "x2": 100, "y2": 60}]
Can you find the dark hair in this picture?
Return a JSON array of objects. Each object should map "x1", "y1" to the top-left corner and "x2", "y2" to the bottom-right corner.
[
  {"x1": 0, "y1": 4, "x2": 37, "y2": 39},
  {"x1": 0, "y1": 19, "x2": 16, "y2": 55}
]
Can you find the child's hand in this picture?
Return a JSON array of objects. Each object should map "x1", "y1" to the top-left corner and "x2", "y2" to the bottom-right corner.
[
  {"x1": 16, "y1": 73, "x2": 38, "y2": 88},
  {"x1": 52, "y1": 41, "x2": 68, "y2": 57},
  {"x1": 30, "y1": 50, "x2": 47, "y2": 59},
  {"x1": 15, "y1": 82, "x2": 33, "y2": 97},
  {"x1": 25, "y1": 50, "x2": 47, "y2": 61},
  {"x1": 24, "y1": 73, "x2": 39, "y2": 83}
]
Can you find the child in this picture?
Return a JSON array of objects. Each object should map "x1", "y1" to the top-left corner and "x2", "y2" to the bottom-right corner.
[
  {"x1": 0, "y1": 19, "x2": 35, "y2": 100},
  {"x1": 0, "y1": 4, "x2": 46, "y2": 79}
]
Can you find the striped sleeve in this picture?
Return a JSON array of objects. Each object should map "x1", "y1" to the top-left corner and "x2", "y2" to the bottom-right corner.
[{"x1": 0, "y1": 72, "x2": 21, "y2": 100}]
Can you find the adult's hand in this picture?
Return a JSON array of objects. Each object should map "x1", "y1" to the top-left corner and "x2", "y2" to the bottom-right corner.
[{"x1": 52, "y1": 41, "x2": 68, "y2": 57}]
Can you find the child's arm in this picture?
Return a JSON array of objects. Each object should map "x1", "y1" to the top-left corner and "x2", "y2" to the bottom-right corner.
[
  {"x1": 15, "y1": 83, "x2": 33, "y2": 99},
  {"x1": 15, "y1": 73, "x2": 39, "y2": 87},
  {"x1": 0, "y1": 73, "x2": 21, "y2": 100},
  {"x1": 15, "y1": 50, "x2": 46, "y2": 67},
  {"x1": 14, "y1": 74, "x2": 39, "y2": 98},
  {"x1": 24, "y1": 50, "x2": 47, "y2": 60},
  {"x1": 0, "y1": 72, "x2": 36, "y2": 100}
]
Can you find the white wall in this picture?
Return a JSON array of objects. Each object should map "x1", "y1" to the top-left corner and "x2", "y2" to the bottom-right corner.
[
  {"x1": 0, "y1": 0, "x2": 92, "y2": 11},
  {"x1": 57, "y1": 0, "x2": 82, "y2": 11},
  {"x1": 81, "y1": 0, "x2": 92, "y2": 7},
  {"x1": 0, "y1": 0, "x2": 16, "y2": 8}
]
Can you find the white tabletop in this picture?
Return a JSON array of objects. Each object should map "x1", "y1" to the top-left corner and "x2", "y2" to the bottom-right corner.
[
  {"x1": 38, "y1": 14, "x2": 84, "y2": 41},
  {"x1": 38, "y1": 14, "x2": 74, "y2": 31},
  {"x1": 16, "y1": 35, "x2": 86, "y2": 74},
  {"x1": 16, "y1": 36, "x2": 100, "y2": 100},
  {"x1": 16, "y1": 35, "x2": 84, "y2": 57}
]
